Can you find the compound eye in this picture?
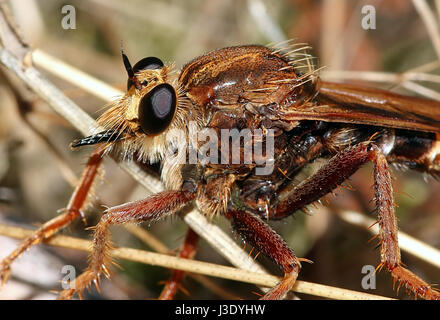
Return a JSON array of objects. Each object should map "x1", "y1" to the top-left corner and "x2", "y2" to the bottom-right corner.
[
  {"x1": 127, "y1": 57, "x2": 164, "y2": 90},
  {"x1": 133, "y1": 57, "x2": 164, "y2": 72},
  {"x1": 138, "y1": 83, "x2": 176, "y2": 135}
]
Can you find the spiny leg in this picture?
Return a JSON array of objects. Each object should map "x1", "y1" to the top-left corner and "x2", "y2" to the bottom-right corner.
[
  {"x1": 270, "y1": 142, "x2": 374, "y2": 220},
  {"x1": 224, "y1": 143, "x2": 375, "y2": 300},
  {"x1": 58, "y1": 189, "x2": 195, "y2": 300},
  {"x1": 0, "y1": 147, "x2": 104, "y2": 285},
  {"x1": 158, "y1": 228, "x2": 199, "y2": 300},
  {"x1": 265, "y1": 142, "x2": 439, "y2": 299},
  {"x1": 226, "y1": 209, "x2": 301, "y2": 300},
  {"x1": 371, "y1": 147, "x2": 440, "y2": 300}
]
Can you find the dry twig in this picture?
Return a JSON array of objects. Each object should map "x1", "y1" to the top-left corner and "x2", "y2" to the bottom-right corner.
[{"x1": 0, "y1": 223, "x2": 393, "y2": 300}]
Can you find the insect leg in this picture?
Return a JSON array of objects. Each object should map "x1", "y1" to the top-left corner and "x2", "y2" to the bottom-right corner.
[
  {"x1": 226, "y1": 209, "x2": 301, "y2": 300},
  {"x1": 270, "y1": 142, "x2": 373, "y2": 219},
  {"x1": 158, "y1": 228, "x2": 199, "y2": 300},
  {"x1": 371, "y1": 147, "x2": 440, "y2": 300},
  {"x1": 269, "y1": 142, "x2": 440, "y2": 299},
  {"x1": 58, "y1": 189, "x2": 195, "y2": 299},
  {"x1": 0, "y1": 147, "x2": 104, "y2": 285}
]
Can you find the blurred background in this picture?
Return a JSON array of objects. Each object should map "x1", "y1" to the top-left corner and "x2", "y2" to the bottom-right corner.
[{"x1": 0, "y1": 0, "x2": 439, "y2": 300}]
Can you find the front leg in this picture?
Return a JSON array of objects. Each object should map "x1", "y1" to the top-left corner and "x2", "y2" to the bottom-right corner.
[
  {"x1": 59, "y1": 189, "x2": 195, "y2": 299},
  {"x1": 0, "y1": 147, "x2": 104, "y2": 285}
]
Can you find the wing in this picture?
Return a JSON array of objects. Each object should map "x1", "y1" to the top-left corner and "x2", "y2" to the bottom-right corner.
[{"x1": 278, "y1": 81, "x2": 440, "y2": 133}]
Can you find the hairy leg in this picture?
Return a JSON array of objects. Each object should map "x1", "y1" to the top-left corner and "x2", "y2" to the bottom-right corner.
[
  {"x1": 159, "y1": 228, "x2": 199, "y2": 300},
  {"x1": 226, "y1": 209, "x2": 301, "y2": 300},
  {"x1": 262, "y1": 142, "x2": 439, "y2": 299},
  {"x1": 371, "y1": 146, "x2": 440, "y2": 299},
  {"x1": 0, "y1": 148, "x2": 104, "y2": 285},
  {"x1": 271, "y1": 142, "x2": 373, "y2": 219},
  {"x1": 58, "y1": 189, "x2": 195, "y2": 299}
]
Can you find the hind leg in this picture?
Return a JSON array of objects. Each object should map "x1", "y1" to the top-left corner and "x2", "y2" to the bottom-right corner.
[
  {"x1": 370, "y1": 145, "x2": 440, "y2": 299},
  {"x1": 247, "y1": 142, "x2": 439, "y2": 299}
]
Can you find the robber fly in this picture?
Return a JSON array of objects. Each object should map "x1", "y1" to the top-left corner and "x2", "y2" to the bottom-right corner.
[{"x1": 1, "y1": 43, "x2": 440, "y2": 300}]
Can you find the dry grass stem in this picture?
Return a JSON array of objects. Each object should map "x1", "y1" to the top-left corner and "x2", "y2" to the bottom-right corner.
[
  {"x1": 247, "y1": 0, "x2": 286, "y2": 43},
  {"x1": 123, "y1": 224, "x2": 239, "y2": 299},
  {"x1": 0, "y1": 223, "x2": 394, "y2": 300},
  {"x1": 413, "y1": 0, "x2": 440, "y2": 60},
  {"x1": 32, "y1": 49, "x2": 123, "y2": 102}
]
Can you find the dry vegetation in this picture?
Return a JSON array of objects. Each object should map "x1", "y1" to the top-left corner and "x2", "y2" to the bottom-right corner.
[{"x1": 0, "y1": 0, "x2": 439, "y2": 300}]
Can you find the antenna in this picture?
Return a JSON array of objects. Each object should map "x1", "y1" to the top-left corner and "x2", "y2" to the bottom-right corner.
[{"x1": 121, "y1": 42, "x2": 134, "y2": 79}]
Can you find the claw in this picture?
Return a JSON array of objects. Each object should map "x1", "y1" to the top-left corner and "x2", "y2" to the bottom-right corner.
[
  {"x1": 58, "y1": 288, "x2": 75, "y2": 300},
  {"x1": 58, "y1": 268, "x2": 108, "y2": 300}
]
